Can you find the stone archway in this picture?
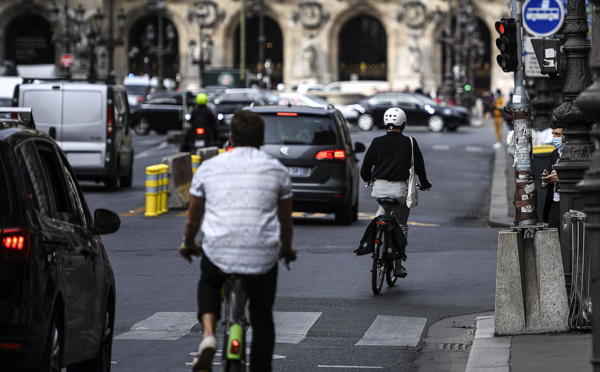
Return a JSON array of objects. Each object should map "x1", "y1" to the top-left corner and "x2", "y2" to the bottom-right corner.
[
  {"x1": 6, "y1": 14, "x2": 54, "y2": 66},
  {"x1": 338, "y1": 15, "x2": 387, "y2": 81},
  {"x1": 234, "y1": 16, "x2": 283, "y2": 87},
  {"x1": 127, "y1": 14, "x2": 179, "y2": 81}
]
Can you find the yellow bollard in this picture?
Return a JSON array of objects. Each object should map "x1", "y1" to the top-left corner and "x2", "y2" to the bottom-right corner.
[
  {"x1": 160, "y1": 164, "x2": 169, "y2": 213},
  {"x1": 191, "y1": 154, "x2": 200, "y2": 174},
  {"x1": 145, "y1": 165, "x2": 161, "y2": 217}
]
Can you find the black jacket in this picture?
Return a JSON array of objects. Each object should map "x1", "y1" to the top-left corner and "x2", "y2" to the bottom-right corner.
[{"x1": 360, "y1": 131, "x2": 430, "y2": 185}]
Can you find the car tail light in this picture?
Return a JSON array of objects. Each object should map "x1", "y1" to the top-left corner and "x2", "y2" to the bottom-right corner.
[
  {"x1": 226, "y1": 147, "x2": 234, "y2": 152},
  {"x1": 1, "y1": 228, "x2": 29, "y2": 257},
  {"x1": 315, "y1": 150, "x2": 346, "y2": 161},
  {"x1": 196, "y1": 128, "x2": 205, "y2": 135},
  {"x1": 137, "y1": 95, "x2": 145, "y2": 103},
  {"x1": 0, "y1": 343, "x2": 21, "y2": 350},
  {"x1": 277, "y1": 112, "x2": 298, "y2": 116},
  {"x1": 107, "y1": 105, "x2": 114, "y2": 138}
]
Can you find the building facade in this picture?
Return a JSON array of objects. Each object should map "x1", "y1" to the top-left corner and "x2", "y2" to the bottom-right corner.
[{"x1": 0, "y1": 0, "x2": 513, "y2": 96}]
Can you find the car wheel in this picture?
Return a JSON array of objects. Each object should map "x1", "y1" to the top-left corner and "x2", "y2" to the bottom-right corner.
[
  {"x1": 67, "y1": 307, "x2": 114, "y2": 372},
  {"x1": 352, "y1": 191, "x2": 359, "y2": 222},
  {"x1": 39, "y1": 308, "x2": 61, "y2": 372},
  {"x1": 105, "y1": 176, "x2": 118, "y2": 191},
  {"x1": 134, "y1": 119, "x2": 150, "y2": 135},
  {"x1": 427, "y1": 115, "x2": 445, "y2": 132},
  {"x1": 335, "y1": 202, "x2": 353, "y2": 225},
  {"x1": 120, "y1": 156, "x2": 133, "y2": 188},
  {"x1": 357, "y1": 114, "x2": 374, "y2": 131}
]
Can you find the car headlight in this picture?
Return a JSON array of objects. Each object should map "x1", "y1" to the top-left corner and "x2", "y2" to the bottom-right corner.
[
  {"x1": 443, "y1": 108, "x2": 452, "y2": 115},
  {"x1": 217, "y1": 113, "x2": 224, "y2": 121},
  {"x1": 349, "y1": 104, "x2": 366, "y2": 114},
  {"x1": 424, "y1": 105, "x2": 435, "y2": 115}
]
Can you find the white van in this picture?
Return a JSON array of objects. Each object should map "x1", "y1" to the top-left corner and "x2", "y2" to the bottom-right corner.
[
  {"x1": 13, "y1": 81, "x2": 134, "y2": 190},
  {"x1": 325, "y1": 80, "x2": 391, "y2": 96}
]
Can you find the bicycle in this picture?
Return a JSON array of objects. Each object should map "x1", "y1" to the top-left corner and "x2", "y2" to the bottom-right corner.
[
  {"x1": 219, "y1": 251, "x2": 296, "y2": 372},
  {"x1": 367, "y1": 182, "x2": 429, "y2": 295},
  {"x1": 371, "y1": 197, "x2": 400, "y2": 295}
]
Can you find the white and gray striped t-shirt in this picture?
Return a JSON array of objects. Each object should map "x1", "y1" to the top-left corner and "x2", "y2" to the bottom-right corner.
[{"x1": 190, "y1": 147, "x2": 292, "y2": 274}]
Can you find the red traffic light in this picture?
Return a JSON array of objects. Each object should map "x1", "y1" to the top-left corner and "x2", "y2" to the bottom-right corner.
[
  {"x1": 498, "y1": 24, "x2": 505, "y2": 34},
  {"x1": 494, "y1": 17, "x2": 519, "y2": 73}
]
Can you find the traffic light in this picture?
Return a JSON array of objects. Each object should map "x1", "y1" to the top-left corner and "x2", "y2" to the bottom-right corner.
[{"x1": 495, "y1": 18, "x2": 519, "y2": 72}]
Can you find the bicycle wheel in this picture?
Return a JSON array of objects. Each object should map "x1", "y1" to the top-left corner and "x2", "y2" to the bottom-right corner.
[
  {"x1": 386, "y1": 260, "x2": 397, "y2": 287},
  {"x1": 371, "y1": 228, "x2": 385, "y2": 295}
]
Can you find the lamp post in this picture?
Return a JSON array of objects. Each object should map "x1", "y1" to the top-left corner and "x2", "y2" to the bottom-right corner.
[
  {"x1": 552, "y1": 0, "x2": 594, "y2": 291},
  {"x1": 576, "y1": 0, "x2": 600, "y2": 367},
  {"x1": 190, "y1": 3, "x2": 213, "y2": 88},
  {"x1": 440, "y1": 0, "x2": 455, "y2": 103},
  {"x1": 49, "y1": 1, "x2": 84, "y2": 79},
  {"x1": 94, "y1": 0, "x2": 126, "y2": 84}
]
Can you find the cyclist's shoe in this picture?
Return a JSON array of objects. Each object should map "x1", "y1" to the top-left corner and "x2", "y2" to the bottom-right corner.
[
  {"x1": 192, "y1": 334, "x2": 217, "y2": 372},
  {"x1": 394, "y1": 265, "x2": 408, "y2": 278}
]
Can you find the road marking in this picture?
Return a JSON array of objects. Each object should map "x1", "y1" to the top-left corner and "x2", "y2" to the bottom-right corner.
[
  {"x1": 248, "y1": 311, "x2": 322, "y2": 344},
  {"x1": 119, "y1": 206, "x2": 146, "y2": 217},
  {"x1": 318, "y1": 366, "x2": 383, "y2": 369},
  {"x1": 115, "y1": 312, "x2": 197, "y2": 340},
  {"x1": 356, "y1": 316, "x2": 427, "y2": 347},
  {"x1": 432, "y1": 144, "x2": 450, "y2": 150},
  {"x1": 465, "y1": 146, "x2": 484, "y2": 152}
]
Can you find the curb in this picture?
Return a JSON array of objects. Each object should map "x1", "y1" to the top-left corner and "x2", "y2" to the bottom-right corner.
[{"x1": 465, "y1": 316, "x2": 511, "y2": 372}]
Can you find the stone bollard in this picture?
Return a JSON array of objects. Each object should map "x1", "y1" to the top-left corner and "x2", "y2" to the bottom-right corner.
[{"x1": 495, "y1": 227, "x2": 569, "y2": 335}]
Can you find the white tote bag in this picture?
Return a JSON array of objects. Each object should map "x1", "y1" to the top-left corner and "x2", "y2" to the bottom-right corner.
[{"x1": 406, "y1": 137, "x2": 418, "y2": 208}]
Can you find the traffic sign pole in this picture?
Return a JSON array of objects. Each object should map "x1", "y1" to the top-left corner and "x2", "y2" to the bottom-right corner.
[{"x1": 509, "y1": 0, "x2": 538, "y2": 226}]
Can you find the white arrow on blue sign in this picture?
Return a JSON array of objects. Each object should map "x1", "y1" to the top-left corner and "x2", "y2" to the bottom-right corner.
[{"x1": 522, "y1": 0, "x2": 566, "y2": 37}]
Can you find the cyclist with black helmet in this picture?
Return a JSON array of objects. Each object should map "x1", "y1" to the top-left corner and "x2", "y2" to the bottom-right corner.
[
  {"x1": 360, "y1": 107, "x2": 432, "y2": 277},
  {"x1": 181, "y1": 92, "x2": 218, "y2": 152}
]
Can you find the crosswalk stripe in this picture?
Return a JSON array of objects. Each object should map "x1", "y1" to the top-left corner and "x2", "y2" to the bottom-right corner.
[
  {"x1": 355, "y1": 316, "x2": 426, "y2": 347},
  {"x1": 115, "y1": 312, "x2": 425, "y2": 346},
  {"x1": 115, "y1": 312, "x2": 197, "y2": 340},
  {"x1": 274, "y1": 311, "x2": 321, "y2": 344}
]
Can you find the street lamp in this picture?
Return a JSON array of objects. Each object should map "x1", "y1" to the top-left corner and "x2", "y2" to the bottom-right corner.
[
  {"x1": 190, "y1": 3, "x2": 213, "y2": 88},
  {"x1": 147, "y1": 0, "x2": 174, "y2": 89},
  {"x1": 93, "y1": 0, "x2": 126, "y2": 84},
  {"x1": 440, "y1": 0, "x2": 455, "y2": 103},
  {"x1": 49, "y1": 1, "x2": 85, "y2": 79}
]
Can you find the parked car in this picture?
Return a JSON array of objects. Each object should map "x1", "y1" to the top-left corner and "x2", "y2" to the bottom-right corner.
[
  {"x1": 278, "y1": 92, "x2": 359, "y2": 123},
  {"x1": 349, "y1": 92, "x2": 471, "y2": 132},
  {"x1": 0, "y1": 107, "x2": 120, "y2": 372},
  {"x1": 212, "y1": 88, "x2": 271, "y2": 146},
  {"x1": 247, "y1": 105, "x2": 365, "y2": 225},
  {"x1": 132, "y1": 91, "x2": 186, "y2": 135},
  {"x1": 13, "y1": 80, "x2": 134, "y2": 190}
]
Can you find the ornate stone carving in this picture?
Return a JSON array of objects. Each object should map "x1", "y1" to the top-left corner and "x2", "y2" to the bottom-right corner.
[
  {"x1": 293, "y1": 1, "x2": 329, "y2": 29},
  {"x1": 189, "y1": 1, "x2": 225, "y2": 28},
  {"x1": 397, "y1": 1, "x2": 427, "y2": 29}
]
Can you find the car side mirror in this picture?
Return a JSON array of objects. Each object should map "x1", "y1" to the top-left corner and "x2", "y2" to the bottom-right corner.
[
  {"x1": 94, "y1": 208, "x2": 121, "y2": 234},
  {"x1": 354, "y1": 142, "x2": 366, "y2": 153}
]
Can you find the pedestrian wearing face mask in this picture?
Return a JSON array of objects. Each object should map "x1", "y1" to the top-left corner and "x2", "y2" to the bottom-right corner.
[{"x1": 541, "y1": 122, "x2": 566, "y2": 231}]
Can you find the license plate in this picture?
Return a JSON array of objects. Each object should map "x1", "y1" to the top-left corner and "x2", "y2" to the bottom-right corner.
[
  {"x1": 288, "y1": 167, "x2": 309, "y2": 176},
  {"x1": 194, "y1": 140, "x2": 205, "y2": 148}
]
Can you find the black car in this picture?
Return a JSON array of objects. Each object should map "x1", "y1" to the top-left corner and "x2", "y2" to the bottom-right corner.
[
  {"x1": 349, "y1": 92, "x2": 471, "y2": 132},
  {"x1": 247, "y1": 105, "x2": 365, "y2": 225},
  {"x1": 132, "y1": 91, "x2": 186, "y2": 135},
  {"x1": 212, "y1": 89, "x2": 273, "y2": 146},
  {"x1": 0, "y1": 108, "x2": 120, "y2": 371}
]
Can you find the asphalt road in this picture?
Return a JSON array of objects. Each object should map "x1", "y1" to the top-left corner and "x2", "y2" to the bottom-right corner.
[{"x1": 80, "y1": 118, "x2": 503, "y2": 371}]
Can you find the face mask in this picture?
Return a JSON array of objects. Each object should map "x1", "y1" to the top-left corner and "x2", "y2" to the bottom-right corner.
[{"x1": 552, "y1": 137, "x2": 565, "y2": 151}]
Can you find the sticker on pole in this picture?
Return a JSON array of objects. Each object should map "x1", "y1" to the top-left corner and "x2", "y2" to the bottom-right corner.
[
  {"x1": 60, "y1": 54, "x2": 74, "y2": 68},
  {"x1": 522, "y1": 0, "x2": 565, "y2": 37}
]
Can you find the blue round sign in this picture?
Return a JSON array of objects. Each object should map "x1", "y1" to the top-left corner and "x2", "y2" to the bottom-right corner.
[{"x1": 522, "y1": 0, "x2": 565, "y2": 36}]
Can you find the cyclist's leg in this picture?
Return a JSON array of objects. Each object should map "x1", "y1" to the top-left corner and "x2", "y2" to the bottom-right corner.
[
  {"x1": 246, "y1": 264, "x2": 278, "y2": 372},
  {"x1": 197, "y1": 257, "x2": 226, "y2": 331},
  {"x1": 371, "y1": 180, "x2": 391, "y2": 217}
]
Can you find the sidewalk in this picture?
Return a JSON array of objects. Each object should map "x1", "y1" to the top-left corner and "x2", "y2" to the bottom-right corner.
[{"x1": 464, "y1": 145, "x2": 593, "y2": 372}]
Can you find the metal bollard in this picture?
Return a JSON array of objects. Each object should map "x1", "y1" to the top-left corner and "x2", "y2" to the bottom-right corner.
[
  {"x1": 145, "y1": 165, "x2": 161, "y2": 217},
  {"x1": 160, "y1": 164, "x2": 169, "y2": 213},
  {"x1": 191, "y1": 154, "x2": 200, "y2": 174},
  {"x1": 565, "y1": 210, "x2": 591, "y2": 331}
]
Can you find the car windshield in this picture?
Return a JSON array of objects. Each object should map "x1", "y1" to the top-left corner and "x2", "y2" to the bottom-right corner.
[
  {"x1": 216, "y1": 93, "x2": 261, "y2": 103},
  {"x1": 125, "y1": 85, "x2": 149, "y2": 95},
  {"x1": 262, "y1": 114, "x2": 337, "y2": 145}
]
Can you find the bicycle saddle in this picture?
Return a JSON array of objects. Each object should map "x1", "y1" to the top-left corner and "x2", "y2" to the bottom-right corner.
[{"x1": 376, "y1": 198, "x2": 399, "y2": 205}]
